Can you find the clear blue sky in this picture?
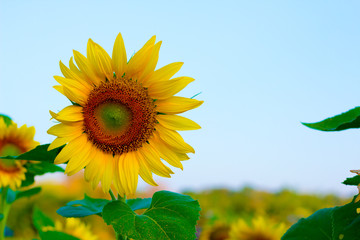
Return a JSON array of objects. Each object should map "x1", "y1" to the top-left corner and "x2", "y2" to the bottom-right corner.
[{"x1": 1, "y1": 0, "x2": 360, "y2": 195}]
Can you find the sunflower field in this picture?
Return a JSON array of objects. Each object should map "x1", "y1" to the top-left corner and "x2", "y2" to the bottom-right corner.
[{"x1": 2, "y1": 1, "x2": 360, "y2": 239}]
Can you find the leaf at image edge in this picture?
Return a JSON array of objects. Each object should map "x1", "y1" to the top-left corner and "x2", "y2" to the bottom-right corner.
[
  {"x1": 302, "y1": 107, "x2": 360, "y2": 131},
  {"x1": 342, "y1": 175, "x2": 360, "y2": 186}
]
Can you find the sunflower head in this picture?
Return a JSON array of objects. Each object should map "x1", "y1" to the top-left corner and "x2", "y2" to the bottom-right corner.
[
  {"x1": 48, "y1": 33, "x2": 203, "y2": 196},
  {"x1": 0, "y1": 117, "x2": 39, "y2": 189},
  {"x1": 228, "y1": 216, "x2": 287, "y2": 240}
]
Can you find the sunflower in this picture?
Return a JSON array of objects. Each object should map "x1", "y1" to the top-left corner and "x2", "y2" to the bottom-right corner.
[
  {"x1": 42, "y1": 218, "x2": 97, "y2": 240},
  {"x1": 228, "y1": 216, "x2": 287, "y2": 240},
  {"x1": 0, "y1": 117, "x2": 39, "y2": 189},
  {"x1": 48, "y1": 33, "x2": 203, "y2": 196}
]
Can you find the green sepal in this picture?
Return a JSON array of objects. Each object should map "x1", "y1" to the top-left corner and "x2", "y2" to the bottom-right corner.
[
  {"x1": 102, "y1": 191, "x2": 201, "y2": 240},
  {"x1": 0, "y1": 114, "x2": 12, "y2": 126},
  {"x1": 57, "y1": 194, "x2": 110, "y2": 218},
  {"x1": 282, "y1": 196, "x2": 360, "y2": 239},
  {"x1": 302, "y1": 107, "x2": 360, "y2": 131},
  {"x1": 16, "y1": 187, "x2": 41, "y2": 200},
  {"x1": 33, "y1": 207, "x2": 55, "y2": 232},
  {"x1": 0, "y1": 144, "x2": 63, "y2": 162},
  {"x1": 343, "y1": 175, "x2": 360, "y2": 186}
]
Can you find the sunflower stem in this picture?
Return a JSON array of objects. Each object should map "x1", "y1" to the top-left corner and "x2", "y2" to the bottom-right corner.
[
  {"x1": 0, "y1": 187, "x2": 10, "y2": 240},
  {"x1": 114, "y1": 194, "x2": 127, "y2": 240},
  {"x1": 109, "y1": 190, "x2": 117, "y2": 201}
]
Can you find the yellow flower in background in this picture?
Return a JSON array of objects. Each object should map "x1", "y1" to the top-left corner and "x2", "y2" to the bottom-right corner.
[
  {"x1": 42, "y1": 218, "x2": 97, "y2": 240},
  {"x1": 228, "y1": 216, "x2": 287, "y2": 240},
  {"x1": 48, "y1": 33, "x2": 203, "y2": 196},
  {"x1": 0, "y1": 118, "x2": 39, "y2": 189}
]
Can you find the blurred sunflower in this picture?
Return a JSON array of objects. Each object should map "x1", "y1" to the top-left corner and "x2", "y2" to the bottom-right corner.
[
  {"x1": 42, "y1": 218, "x2": 97, "y2": 240},
  {"x1": 228, "y1": 216, "x2": 286, "y2": 240},
  {"x1": 0, "y1": 117, "x2": 39, "y2": 189},
  {"x1": 48, "y1": 33, "x2": 203, "y2": 196}
]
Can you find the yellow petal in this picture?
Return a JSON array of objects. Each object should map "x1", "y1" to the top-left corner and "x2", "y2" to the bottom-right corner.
[
  {"x1": 87, "y1": 39, "x2": 113, "y2": 80},
  {"x1": 112, "y1": 33, "x2": 127, "y2": 78},
  {"x1": 126, "y1": 36, "x2": 156, "y2": 80},
  {"x1": 65, "y1": 139, "x2": 92, "y2": 175},
  {"x1": 114, "y1": 156, "x2": 126, "y2": 196},
  {"x1": 53, "y1": 85, "x2": 64, "y2": 95},
  {"x1": 73, "y1": 50, "x2": 102, "y2": 86},
  {"x1": 69, "y1": 57, "x2": 90, "y2": 85},
  {"x1": 156, "y1": 96, "x2": 204, "y2": 114},
  {"x1": 54, "y1": 134, "x2": 87, "y2": 164},
  {"x1": 122, "y1": 151, "x2": 139, "y2": 196},
  {"x1": 117, "y1": 154, "x2": 131, "y2": 195},
  {"x1": 143, "y1": 62, "x2": 183, "y2": 86},
  {"x1": 139, "y1": 143, "x2": 173, "y2": 178},
  {"x1": 135, "y1": 150, "x2": 158, "y2": 186},
  {"x1": 101, "y1": 154, "x2": 114, "y2": 192},
  {"x1": 47, "y1": 122, "x2": 83, "y2": 138},
  {"x1": 148, "y1": 77, "x2": 194, "y2": 99},
  {"x1": 54, "y1": 76, "x2": 91, "y2": 97},
  {"x1": 59, "y1": 61, "x2": 92, "y2": 89},
  {"x1": 63, "y1": 86, "x2": 88, "y2": 106},
  {"x1": 155, "y1": 125, "x2": 194, "y2": 153},
  {"x1": 84, "y1": 149, "x2": 104, "y2": 189},
  {"x1": 139, "y1": 41, "x2": 162, "y2": 82},
  {"x1": 156, "y1": 114, "x2": 201, "y2": 131},
  {"x1": 48, "y1": 136, "x2": 74, "y2": 151},
  {"x1": 50, "y1": 105, "x2": 83, "y2": 122},
  {"x1": 149, "y1": 136, "x2": 183, "y2": 170}
]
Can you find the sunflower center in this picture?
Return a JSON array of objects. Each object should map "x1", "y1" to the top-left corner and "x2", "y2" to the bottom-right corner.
[
  {"x1": 83, "y1": 77, "x2": 157, "y2": 155},
  {"x1": 0, "y1": 143, "x2": 23, "y2": 157},
  {"x1": 95, "y1": 102, "x2": 132, "y2": 135}
]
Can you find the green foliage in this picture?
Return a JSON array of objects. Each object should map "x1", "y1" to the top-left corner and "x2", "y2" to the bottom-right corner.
[
  {"x1": 0, "y1": 114, "x2": 12, "y2": 126},
  {"x1": 302, "y1": 107, "x2": 360, "y2": 131},
  {"x1": 33, "y1": 207, "x2": 55, "y2": 231},
  {"x1": 126, "y1": 197, "x2": 151, "y2": 211},
  {"x1": 342, "y1": 175, "x2": 360, "y2": 186},
  {"x1": 0, "y1": 214, "x2": 3, "y2": 221},
  {"x1": 57, "y1": 194, "x2": 110, "y2": 218},
  {"x1": 5, "y1": 188, "x2": 16, "y2": 204},
  {"x1": 16, "y1": 187, "x2": 42, "y2": 200},
  {"x1": 102, "y1": 191, "x2": 201, "y2": 240},
  {"x1": 0, "y1": 144, "x2": 63, "y2": 162},
  {"x1": 282, "y1": 197, "x2": 360, "y2": 239},
  {"x1": 40, "y1": 231, "x2": 80, "y2": 240}
]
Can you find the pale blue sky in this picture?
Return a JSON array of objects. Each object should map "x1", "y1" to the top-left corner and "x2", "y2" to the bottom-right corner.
[{"x1": 1, "y1": 0, "x2": 360, "y2": 195}]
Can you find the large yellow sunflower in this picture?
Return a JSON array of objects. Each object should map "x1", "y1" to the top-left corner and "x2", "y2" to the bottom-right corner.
[
  {"x1": 228, "y1": 216, "x2": 287, "y2": 240},
  {"x1": 48, "y1": 33, "x2": 203, "y2": 196},
  {"x1": 42, "y1": 218, "x2": 97, "y2": 240},
  {"x1": 0, "y1": 117, "x2": 39, "y2": 189}
]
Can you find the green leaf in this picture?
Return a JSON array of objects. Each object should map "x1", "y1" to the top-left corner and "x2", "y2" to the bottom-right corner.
[
  {"x1": 342, "y1": 175, "x2": 360, "y2": 186},
  {"x1": 0, "y1": 213, "x2": 3, "y2": 221},
  {"x1": 33, "y1": 207, "x2": 55, "y2": 232},
  {"x1": 102, "y1": 191, "x2": 201, "y2": 240},
  {"x1": 0, "y1": 114, "x2": 12, "y2": 126},
  {"x1": 16, "y1": 187, "x2": 41, "y2": 200},
  {"x1": 26, "y1": 162, "x2": 64, "y2": 175},
  {"x1": 126, "y1": 198, "x2": 152, "y2": 211},
  {"x1": 0, "y1": 144, "x2": 63, "y2": 162},
  {"x1": 21, "y1": 172, "x2": 36, "y2": 187},
  {"x1": 40, "y1": 231, "x2": 80, "y2": 240},
  {"x1": 282, "y1": 197, "x2": 360, "y2": 239},
  {"x1": 302, "y1": 107, "x2": 360, "y2": 131},
  {"x1": 57, "y1": 194, "x2": 110, "y2": 218}
]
